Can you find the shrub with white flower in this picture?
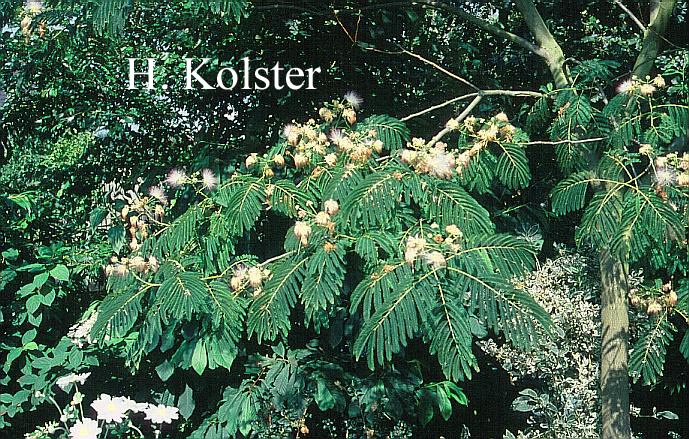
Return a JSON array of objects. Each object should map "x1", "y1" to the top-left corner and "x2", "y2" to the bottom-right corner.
[{"x1": 25, "y1": 373, "x2": 180, "y2": 439}]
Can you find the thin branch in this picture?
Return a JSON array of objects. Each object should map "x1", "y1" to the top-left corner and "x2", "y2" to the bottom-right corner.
[
  {"x1": 613, "y1": 0, "x2": 647, "y2": 32},
  {"x1": 402, "y1": 89, "x2": 543, "y2": 121},
  {"x1": 427, "y1": 95, "x2": 482, "y2": 147},
  {"x1": 516, "y1": 137, "x2": 606, "y2": 146},
  {"x1": 365, "y1": 44, "x2": 480, "y2": 90}
]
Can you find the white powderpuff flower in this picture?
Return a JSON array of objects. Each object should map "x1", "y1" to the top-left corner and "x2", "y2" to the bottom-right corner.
[
  {"x1": 404, "y1": 248, "x2": 419, "y2": 265},
  {"x1": 638, "y1": 144, "x2": 653, "y2": 156},
  {"x1": 245, "y1": 153, "x2": 258, "y2": 168},
  {"x1": 148, "y1": 256, "x2": 159, "y2": 273},
  {"x1": 165, "y1": 169, "x2": 187, "y2": 187},
  {"x1": 343, "y1": 91, "x2": 363, "y2": 109},
  {"x1": 247, "y1": 267, "x2": 263, "y2": 288},
  {"x1": 639, "y1": 83, "x2": 656, "y2": 96},
  {"x1": 616, "y1": 79, "x2": 635, "y2": 94},
  {"x1": 144, "y1": 404, "x2": 180, "y2": 424},
  {"x1": 400, "y1": 149, "x2": 417, "y2": 164},
  {"x1": 652, "y1": 75, "x2": 666, "y2": 88},
  {"x1": 495, "y1": 112, "x2": 509, "y2": 123},
  {"x1": 343, "y1": 108, "x2": 357, "y2": 125},
  {"x1": 314, "y1": 211, "x2": 331, "y2": 226},
  {"x1": 678, "y1": 173, "x2": 689, "y2": 187},
  {"x1": 56, "y1": 372, "x2": 91, "y2": 390},
  {"x1": 328, "y1": 129, "x2": 344, "y2": 145},
  {"x1": 324, "y1": 153, "x2": 338, "y2": 167},
  {"x1": 293, "y1": 153, "x2": 310, "y2": 168},
  {"x1": 654, "y1": 166, "x2": 677, "y2": 186},
  {"x1": 273, "y1": 154, "x2": 286, "y2": 168},
  {"x1": 201, "y1": 169, "x2": 218, "y2": 191},
  {"x1": 294, "y1": 221, "x2": 312, "y2": 246},
  {"x1": 324, "y1": 199, "x2": 339, "y2": 216},
  {"x1": 283, "y1": 123, "x2": 296, "y2": 138},
  {"x1": 148, "y1": 186, "x2": 167, "y2": 204},
  {"x1": 91, "y1": 394, "x2": 128, "y2": 423},
  {"x1": 69, "y1": 418, "x2": 101, "y2": 439},
  {"x1": 427, "y1": 151, "x2": 456, "y2": 179},
  {"x1": 423, "y1": 251, "x2": 447, "y2": 268},
  {"x1": 446, "y1": 118, "x2": 460, "y2": 130},
  {"x1": 445, "y1": 224, "x2": 462, "y2": 237}
]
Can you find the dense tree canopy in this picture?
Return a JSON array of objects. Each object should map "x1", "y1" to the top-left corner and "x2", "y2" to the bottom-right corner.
[{"x1": 1, "y1": 1, "x2": 689, "y2": 438}]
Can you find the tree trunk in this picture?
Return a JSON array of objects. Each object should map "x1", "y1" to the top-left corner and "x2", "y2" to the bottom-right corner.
[
  {"x1": 632, "y1": 0, "x2": 676, "y2": 78},
  {"x1": 599, "y1": 250, "x2": 631, "y2": 439}
]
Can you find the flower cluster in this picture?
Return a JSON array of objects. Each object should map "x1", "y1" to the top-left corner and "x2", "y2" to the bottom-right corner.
[
  {"x1": 291, "y1": 199, "x2": 340, "y2": 247},
  {"x1": 229, "y1": 263, "x2": 272, "y2": 296},
  {"x1": 400, "y1": 113, "x2": 516, "y2": 179},
  {"x1": 104, "y1": 255, "x2": 159, "y2": 277},
  {"x1": 165, "y1": 168, "x2": 218, "y2": 191},
  {"x1": 652, "y1": 152, "x2": 689, "y2": 189},
  {"x1": 30, "y1": 372, "x2": 181, "y2": 439},
  {"x1": 243, "y1": 92, "x2": 383, "y2": 178},
  {"x1": 403, "y1": 223, "x2": 463, "y2": 268},
  {"x1": 629, "y1": 280, "x2": 678, "y2": 316},
  {"x1": 617, "y1": 74, "x2": 666, "y2": 96}
]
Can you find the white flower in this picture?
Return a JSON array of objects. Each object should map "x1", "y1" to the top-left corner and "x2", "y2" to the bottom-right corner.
[
  {"x1": 165, "y1": 169, "x2": 187, "y2": 187},
  {"x1": 423, "y1": 251, "x2": 447, "y2": 268},
  {"x1": 426, "y1": 151, "x2": 456, "y2": 179},
  {"x1": 323, "y1": 199, "x2": 339, "y2": 216},
  {"x1": 69, "y1": 418, "x2": 101, "y2": 439},
  {"x1": 343, "y1": 91, "x2": 363, "y2": 109},
  {"x1": 616, "y1": 79, "x2": 635, "y2": 94},
  {"x1": 655, "y1": 166, "x2": 677, "y2": 186},
  {"x1": 91, "y1": 394, "x2": 128, "y2": 423},
  {"x1": 55, "y1": 373, "x2": 91, "y2": 391},
  {"x1": 314, "y1": 211, "x2": 331, "y2": 226},
  {"x1": 328, "y1": 129, "x2": 344, "y2": 145},
  {"x1": 148, "y1": 185, "x2": 167, "y2": 204},
  {"x1": 201, "y1": 169, "x2": 218, "y2": 191},
  {"x1": 639, "y1": 83, "x2": 656, "y2": 96},
  {"x1": 144, "y1": 404, "x2": 180, "y2": 424},
  {"x1": 652, "y1": 75, "x2": 666, "y2": 88},
  {"x1": 293, "y1": 221, "x2": 312, "y2": 246}
]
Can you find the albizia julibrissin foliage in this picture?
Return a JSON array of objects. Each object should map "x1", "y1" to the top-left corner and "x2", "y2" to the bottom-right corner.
[{"x1": 88, "y1": 95, "x2": 551, "y2": 436}]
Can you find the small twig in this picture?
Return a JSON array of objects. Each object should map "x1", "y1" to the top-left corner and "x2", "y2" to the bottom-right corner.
[
  {"x1": 402, "y1": 89, "x2": 543, "y2": 121},
  {"x1": 427, "y1": 95, "x2": 482, "y2": 147},
  {"x1": 517, "y1": 137, "x2": 606, "y2": 146},
  {"x1": 396, "y1": 46, "x2": 481, "y2": 91},
  {"x1": 613, "y1": 0, "x2": 647, "y2": 32}
]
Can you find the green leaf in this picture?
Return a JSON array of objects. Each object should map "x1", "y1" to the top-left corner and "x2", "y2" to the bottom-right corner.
[
  {"x1": 191, "y1": 340, "x2": 207, "y2": 375},
  {"x1": 156, "y1": 360, "x2": 174, "y2": 382},
  {"x1": 178, "y1": 385, "x2": 195, "y2": 419},
  {"x1": 50, "y1": 264, "x2": 70, "y2": 282}
]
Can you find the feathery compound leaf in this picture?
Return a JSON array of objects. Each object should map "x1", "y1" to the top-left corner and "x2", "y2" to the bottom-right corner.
[
  {"x1": 576, "y1": 189, "x2": 625, "y2": 249},
  {"x1": 302, "y1": 245, "x2": 346, "y2": 329},
  {"x1": 550, "y1": 171, "x2": 594, "y2": 215},
  {"x1": 91, "y1": 281, "x2": 144, "y2": 342},
  {"x1": 680, "y1": 330, "x2": 689, "y2": 364},
  {"x1": 357, "y1": 115, "x2": 410, "y2": 152},
  {"x1": 268, "y1": 179, "x2": 312, "y2": 217},
  {"x1": 495, "y1": 143, "x2": 531, "y2": 190},
  {"x1": 428, "y1": 292, "x2": 478, "y2": 381},
  {"x1": 354, "y1": 231, "x2": 398, "y2": 263},
  {"x1": 630, "y1": 314, "x2": 675, "y2": 385},
  {"x1": 216, "y1": 177, "x2": 265, "y2": 237},
  {"x1": 206, "y1": 280, "x2": 245, "y2": 333},
  {"x1": 341, "y1": 170, "x2": 406, "y2": 229},
  {"x1": 156, "y1": 272, "x2": 210, "y2": 322},
  {"x1": 92, "y1": 0, "x2": 131, "y2": 35},
  {"x1": 153, "y1": 207, "x2": 202, "y2": 257},
  {"x1": 452, "y1": 270, "x2": 550, "y2": 349},
  {"x1": 457, "y1": 234, "x2": 537, "y2": 278},
  {"x1": 247, "y1": 258, "x2": 307, "y2": 343},
  {"x1": 425, "y1": 181, "x2": 494, "y2": 235},
  {"x1": 610, "y1": 190, "x2": 685, "y2": 261},
  {"x1": 352, "y1": 268, "x2": 435, "y2": 369}
]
